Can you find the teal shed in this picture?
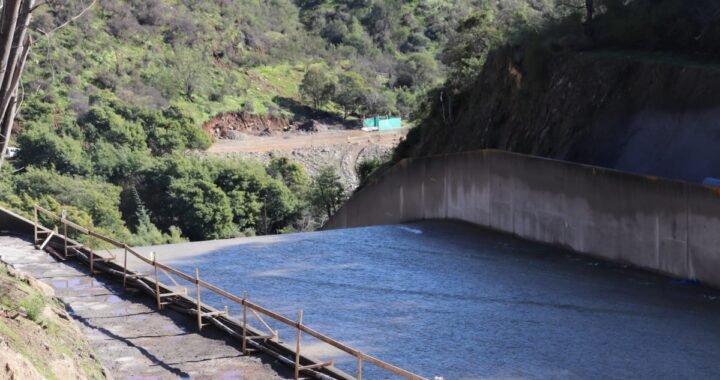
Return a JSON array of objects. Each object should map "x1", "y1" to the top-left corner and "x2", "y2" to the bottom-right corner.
[{"x1": 363, "y1": 116, "x2": 402, "y2": 130}]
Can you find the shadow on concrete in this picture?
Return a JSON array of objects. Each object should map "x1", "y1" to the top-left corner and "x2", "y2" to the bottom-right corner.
[
  {"x1": 51, "y1": 252, "x2": 292, "y2": 378},
  {"x1": 70, "y1": 312, "x2": 192, "y2": 378}
]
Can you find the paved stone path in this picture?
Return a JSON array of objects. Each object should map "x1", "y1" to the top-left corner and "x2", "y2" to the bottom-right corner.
[{"x1": 0, "y1": 235, "x2": 288, "y2": 380}]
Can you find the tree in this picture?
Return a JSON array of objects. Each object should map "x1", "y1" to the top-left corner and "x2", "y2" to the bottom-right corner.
[
  {"x1": 357, "y1": 157, "x2": 384, "y2": 186},
  {"x1": 12, "y1": 167, "x2": 131, "y2": 240},
  {"x1": 584, "y1": 0, "x2": 595, "y2": 40},
  {"x1": 16, "y1": 123, "x2": 93, "y2": 175},
  {"x1": 333, "y1": 72, "x2": 367, "y2": 120},
  {"x1": 555, "y1": 0, "x2": 597, "y2": 40},
  {"x1": 168, "y1": 178, "x2": 234, "y2": 240},
  {"x1": 299, "y1": 64, "x2": 336, "y2": 111},
  {"x1": 267, "y1": 156, "x2": 310, "y2": 195},
  {"x1": 362, "y1": 90, "x2": 394, "y2": 116},
  {"x1": 129, "y1": 189, "x2": 186, "y2": 246},
  {"x1": 0, "y1": 0, "x2": 36, "y2": 170},
  {"x1": 309, "y1": 166, "x2": 346, "y2": 221},
  {"x1": 173, "y1": 46, "x2": 208, "y2": 101},
  {"x1": 1, "y1": 0, "x2": 98, "y2": 169}
]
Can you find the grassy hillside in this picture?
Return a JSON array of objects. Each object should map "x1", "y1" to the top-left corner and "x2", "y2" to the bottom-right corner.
[
  {"x1": 23, "y1": 0, "x2": 543, "y2": 124},
  {"x1": 1, "y1": 0, "x2": 556, "y2": 242}
]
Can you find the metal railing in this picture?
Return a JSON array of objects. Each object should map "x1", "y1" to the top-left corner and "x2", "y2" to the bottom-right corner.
[{"x1": 32, "y1": 205, "x2": 425, "y2": 380}]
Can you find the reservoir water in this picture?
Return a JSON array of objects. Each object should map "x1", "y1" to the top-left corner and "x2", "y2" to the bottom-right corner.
[{"x1": 150, "y1": 221, "x2": 720, "y2": 379}]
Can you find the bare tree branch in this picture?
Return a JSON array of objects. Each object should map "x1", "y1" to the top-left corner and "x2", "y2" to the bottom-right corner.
[{"x1": 35, "y1": 0, "x2": 96, "y2": 35}]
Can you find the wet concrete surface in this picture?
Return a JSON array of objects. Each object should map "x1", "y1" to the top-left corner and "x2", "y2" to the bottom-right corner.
[
  {"x1": 133, "y1": 221, "x2": 720, "y2": 380},
  {"x1": 0, "y1": 235, "x2": 288, "y2": 380}
]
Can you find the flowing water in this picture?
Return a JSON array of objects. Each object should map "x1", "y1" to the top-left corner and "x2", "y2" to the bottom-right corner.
[{"x1": 158, "y1": 221, "x2": 720, "y2": 379}]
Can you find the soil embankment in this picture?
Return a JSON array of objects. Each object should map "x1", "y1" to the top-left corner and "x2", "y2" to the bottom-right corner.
[
  {"x1": 202, "y1": 112, "x2": 293, "y2": 139},
  {"x1": 406, "y1": 49, "x2": 720, "y2": 183},
  {"x1": 0, "y1": 248, "x2": 107, "y2": 380}
]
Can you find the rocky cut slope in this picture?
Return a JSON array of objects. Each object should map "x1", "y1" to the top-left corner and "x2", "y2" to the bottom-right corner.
[{"x1": 400, "y1": 46, "x2": 720, "y2": 183}]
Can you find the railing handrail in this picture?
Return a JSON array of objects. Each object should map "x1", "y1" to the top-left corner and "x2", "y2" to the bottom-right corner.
[{"x1": 32, "y1": 205, "x2": 425, "y2": 380}]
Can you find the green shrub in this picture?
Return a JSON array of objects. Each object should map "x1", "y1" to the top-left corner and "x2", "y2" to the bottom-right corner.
[
  {"x1": 20, "y1": 295, "x2": 45, "y2": 323},
  {"x1": 357, "y1": 157, "x2": 385, "y2": 186}
]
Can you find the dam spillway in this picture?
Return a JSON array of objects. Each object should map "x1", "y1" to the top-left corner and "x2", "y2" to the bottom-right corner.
[{"x1": 139, "y1": 221, "x2": 720, "y2": 379}]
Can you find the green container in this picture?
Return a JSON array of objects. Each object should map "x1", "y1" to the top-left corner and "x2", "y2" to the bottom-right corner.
[{"x1": 363, "y1": 116, "x2": 402, "y2": 130}]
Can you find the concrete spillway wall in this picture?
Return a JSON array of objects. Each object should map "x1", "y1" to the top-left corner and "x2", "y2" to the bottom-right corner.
[{"x1": 326, "y1": 150, "x2": 720, "y2": 287}]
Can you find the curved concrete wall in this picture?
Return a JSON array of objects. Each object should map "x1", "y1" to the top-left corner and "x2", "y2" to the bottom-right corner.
[{"x1": 326, "y1": 150, "x2": 720, "y2": 287}]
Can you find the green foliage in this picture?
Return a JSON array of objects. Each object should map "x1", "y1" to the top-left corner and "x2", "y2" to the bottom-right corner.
[
  {"x1": 19, "y1": 295, "x2": 45, "y2": 323},
  {"x1": 16, "y1": 124, "x2": 93, "y2": 175},
  {"x1": 133, "y1": 155, "x2": 307, "y2": 240},
  {"x1": 17, "y1": 0, "x2": 521, "y2": 131},
  {"x1": 334, "y1": 72, "x2": 367, "y2": 119},
  {"x1": 267, "y1": 157, "x2": 311, "y2": 195},
  {"x1": 11, "y1": 0, "x2": 551, "y2": 242},
  {"x1": 140, "y1": 107, "x2": 212, "y2": 155},
  {"x1": 12, "y1": 168, "x2": 130, "y2": 240},
  {"x1": 309, "y1": 166, "x2": 347, "y2": 221},
  {"x1": 92, "y1": 142, "x2": 151, "y2": 182},
  {"x1": 128, "y1": 189, "x2": 187, "y2": 246},
  {"x1": 300, "y1": 64, "x2": 337, "y2": 111},
  {"x1": 80, "y1": 105, "x2": 147, "y2": 149},
  {"x1": 357, "y1": 157, "x2": 385, "y2": 186},
  {"x1": 212, "y1": 158, "x2": 304, "y2": 234},
  {"x1": 168, "y1": 178, "x2": 234, "y2": 241}
]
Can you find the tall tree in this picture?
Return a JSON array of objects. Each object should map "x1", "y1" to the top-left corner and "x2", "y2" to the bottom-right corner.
[
  {"x1": 584, "y1": 0, "x2": 595, "y2": 40},
  {"x1": 309, "y1": 166, "x2": 346, "y2": 220},
  {"x1": 0, "y1": 0, "x2": 35, "y2": 170},
  {"x1": 333, "y1": 72, "x2": 366, "y2": 120},
  {"x1": 299, "y1": 64, "x2": 336, "y2": 112},
  {"x1": 0, "y1": 0, "x2": 97, "y2": 169}
]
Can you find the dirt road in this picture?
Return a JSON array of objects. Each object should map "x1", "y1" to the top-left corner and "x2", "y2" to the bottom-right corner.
[
  {"x1": 207, "y1": 129, "x2": 406, "y2": 153},
  {"x1": 206, "y1": 129, "x2": 407, "y2": 188}
]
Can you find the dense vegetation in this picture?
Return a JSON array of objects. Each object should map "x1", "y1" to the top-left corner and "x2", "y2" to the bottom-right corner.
[
  {"x1": 11, "y1": 0, "x2": 709, "y2": 242},
  {"x1": 4, "y1": 0, "x2": 530, "y2": 243},
  {"x1": 394, "y1": 0, "x2": 720, "y2": 161}
]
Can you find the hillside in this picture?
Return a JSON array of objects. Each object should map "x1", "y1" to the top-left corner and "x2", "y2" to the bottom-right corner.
[
  {"x1": 402, "y1": 49, "x2": 720, "y2": 183},
  {"x1": 394, "y1": 0, "x2": 720, "y2": 183},
  {"x1": 21, "y1": 0, "x2": 551, "y2": 125},
  {"x1": 0, "y1": 0, "x2": 557, "y2": 243}
]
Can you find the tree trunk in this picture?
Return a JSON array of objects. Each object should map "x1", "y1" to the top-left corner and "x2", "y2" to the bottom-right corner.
[
  {"x1": 584, "y1": 0, "x2": 596, "y2": 42},
  {"x1": 0, "y1": 0, "x2": 35, "y2": 170}
]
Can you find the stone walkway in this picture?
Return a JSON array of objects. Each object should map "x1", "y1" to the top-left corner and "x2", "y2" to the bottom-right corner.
[{"x1": 0, "y1": 235, "x2": 289, "y2": 380}]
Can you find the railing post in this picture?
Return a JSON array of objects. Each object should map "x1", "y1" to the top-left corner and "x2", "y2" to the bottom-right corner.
[
  {"x1": 195, "y1": 268, "x2": 202, "y2": 331},
  {"x1": 88, "y1": 229, "x2": 94, "y2": 276},
  {"x1": 357, "y1": 353, "x2": 363, "y2": 380},
  {"x1": 63, "y1": 222, "x2": 68, "y2": 259},
  {"x1": 33, "y1": 206, "x2": 37, "y2": 248},
  {"x1": 295, "y1": 309, "x2": 303, "y2": 380},
  {"x1": 153, "y1": 252, "x2": 161, "y2": 310},
  {"x1": 122, "y1": 244, "x2": 128, "y2": 289},
  {"x1": 242, "y1": 291, "x2": 248, "y2": 354}
]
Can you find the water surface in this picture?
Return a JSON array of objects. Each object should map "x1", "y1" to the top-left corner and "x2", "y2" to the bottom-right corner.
[{"x1": 163, "y1": 221, "x2": 720, "y2": 379}]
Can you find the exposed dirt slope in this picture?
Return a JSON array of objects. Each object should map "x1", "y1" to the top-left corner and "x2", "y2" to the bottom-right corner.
[
  {"x1": 202, "y1": 112, "x2": 293, "y2": 138},
  {"x1": 0, "y1": 259, "x2": 107, "y2": 380},
  {"x1": 405, "y1": 48, "x2": 720, "y2": 183},
  {"x1": 208, "y1": 130, "x2": 406, "y2": 188}
]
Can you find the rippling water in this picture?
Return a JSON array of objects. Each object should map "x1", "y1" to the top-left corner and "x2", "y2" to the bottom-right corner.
[{"x1": 163, "y1": 221, "x2": 720, "y2": 379}]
